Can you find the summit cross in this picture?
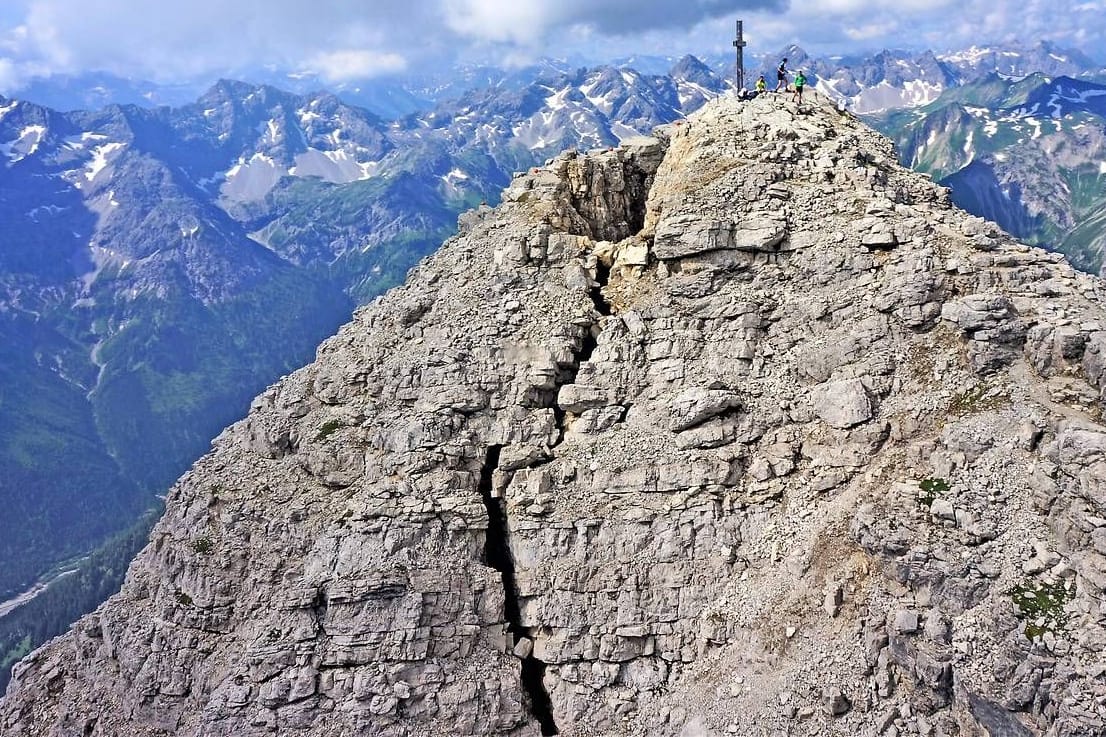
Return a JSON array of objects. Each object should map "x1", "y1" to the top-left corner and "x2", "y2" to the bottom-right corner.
[{"x1": 733, "y1": 20, "x2": 747, "y2": 91}]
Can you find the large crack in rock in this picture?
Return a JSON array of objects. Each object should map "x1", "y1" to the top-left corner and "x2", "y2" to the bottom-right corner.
[
  {"x1": 558, "y1": 138, "x2": 666, "y2": 243},
  {"x1": 589, "y1": 260, "x2": 614, "y2": 318},
  {"x1": 479, "y1": 445, "x2": 559, "y2": 735}
]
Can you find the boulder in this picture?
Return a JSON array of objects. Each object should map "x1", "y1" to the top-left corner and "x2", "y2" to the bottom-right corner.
[{"x1": 811, "y1": 378, "x2": 873, "y2": 429}]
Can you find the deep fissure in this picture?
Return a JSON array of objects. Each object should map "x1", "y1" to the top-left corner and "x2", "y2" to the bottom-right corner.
[
  {"x1": 479, "y1": 445, "x2": 559, "y2": 735},
  {"x1": 567, "y1": 160, "x2": 653, "y2": 242},
  {"x1": 549, "y1": 264, "x2": 609, "y2": 443},
  {"x1": 311, "y1": 588, "x2": 329, "y2": 635},
  {"x1": 590, "y1": 260, "x2": 613, "y2": 318},
  {"x1": 478, "y1": 170, "x2": 624, "y2": 730}
]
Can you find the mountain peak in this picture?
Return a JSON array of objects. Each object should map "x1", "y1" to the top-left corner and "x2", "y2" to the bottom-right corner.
[
  {"x1": 669, "y1": 54, "x2": 711, "y2": 78},
  {"x1": 3, "y1": 94, "x2": 1106, "y2": 737},
  {"x1": 776, "y1": 43, "x2": 810, "y2": 62},
  {"x1": 205, "y1": 77, "x2": 261, "y2": 99}
]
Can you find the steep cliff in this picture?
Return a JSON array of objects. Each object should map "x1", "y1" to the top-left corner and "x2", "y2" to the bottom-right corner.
[{"x1": 3, "y1": 94, "x2": 1106, "y2": 736}]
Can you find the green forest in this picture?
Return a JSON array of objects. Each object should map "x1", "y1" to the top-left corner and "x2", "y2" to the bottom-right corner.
[{"x1": 0, "y1": 511, "x2": 157, "y2": 692}]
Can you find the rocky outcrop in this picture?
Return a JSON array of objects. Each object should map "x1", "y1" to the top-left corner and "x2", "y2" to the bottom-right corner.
[{"x1": 3, "y1": 94, "x2": 1106, "y2": 736}]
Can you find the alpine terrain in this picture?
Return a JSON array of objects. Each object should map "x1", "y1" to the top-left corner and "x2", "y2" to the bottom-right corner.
[
  {"x1": 873, "y1": 73, "x2": 1106, "y2": 277},
  {"x1": 0, "y1": 58, "x2": 728, "y2": 686},
  {"x1": 3, "y1": 93, "x2": 1105, "y2": 736},
  {"x1": 0, "y1": 59, "x2": 726, "y2": 587}
]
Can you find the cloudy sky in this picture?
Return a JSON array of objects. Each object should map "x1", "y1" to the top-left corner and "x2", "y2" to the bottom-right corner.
[{"x1": 0, "y1": 0, "x2": 1104, "y2": 90}]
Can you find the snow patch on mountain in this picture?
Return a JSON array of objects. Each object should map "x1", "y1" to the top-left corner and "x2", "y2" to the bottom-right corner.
[
  {"x1": 63, "y1": 132, "x2": 109, "y2": 151},
  {"x1": 903, "y1": 80, "x2": 943, "y2": 106},
  {"x1": 297, "y1": 107, "x2": 321, "y2": 127},
  {"x1": 546, "y1": 88, "x2": 570, "y2": 112},
  {"x1": 84, "y1": 142, "x2": 125, "y2": 184},
  {"x1": 512, "y1": 117, "x2": 554, "y2": 151},
  {"x1": 675, "y1": 80, "x2": 716, "y2": 109},
  {"x1": 291, "y1": 148, "x2": 378, "y2": 183},
  {"x1": 222, "y1": 153, "x2": 283, "y2": 202},
  {"x1": 441, "y1": 168, "x2": 468, "y2": 184},
  {"x1": 581, "y1": 81, "x2": 617, "y2": 116},
  {"x1": 1048, "y1": 87, "x2": 1106, "y2": 118},
  {"x1": 1, "y1": 125, "x2": 47, "y2": 163},
  {"x1": 940, "y1": 47, "x2": 986, "y2": 64},
  {"x1": 817, "y1": 79, "x2": 942, "y2": 115},
  {"x1": 607, "y1": 121, "x2": 639, "y2": 141}
]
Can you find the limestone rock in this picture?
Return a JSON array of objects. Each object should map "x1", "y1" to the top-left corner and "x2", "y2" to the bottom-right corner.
[
  {"x1": 664, "y1": 388, "x2": 742, "y2": 432},
  {"x1": 653, "y1": 215, "x2": 788, "y2": 260},
  {"x1": 811, "y1": 378, "x2": 873, "y2": 429},
  {"x1": 4, "y1": 94, "x2": 1106, "y2": 737}
]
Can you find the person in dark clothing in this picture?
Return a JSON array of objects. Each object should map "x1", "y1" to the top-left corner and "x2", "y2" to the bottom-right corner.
[{"x1": 774, "y1": 58, "x2": 789, "y2": 92}]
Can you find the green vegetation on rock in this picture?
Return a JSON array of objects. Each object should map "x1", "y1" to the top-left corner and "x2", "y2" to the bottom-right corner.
[{"x1": 1011, "y1": 579, "x2": 1076, "y2": 640}]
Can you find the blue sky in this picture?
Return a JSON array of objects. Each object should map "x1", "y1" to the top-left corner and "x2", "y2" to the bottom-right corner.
[{"x1": 1, "y1": 0, "x2": 1104, "y2": 90}]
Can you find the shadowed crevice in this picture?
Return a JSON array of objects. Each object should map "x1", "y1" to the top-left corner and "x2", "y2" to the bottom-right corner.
[{"x1": 479, "y1": 445, "x2": 559, "y2": 735}]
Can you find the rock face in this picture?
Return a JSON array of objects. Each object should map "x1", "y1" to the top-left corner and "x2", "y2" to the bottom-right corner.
[{"x1": 4, "y1": 94, "x2": 1106, "y2": 736}]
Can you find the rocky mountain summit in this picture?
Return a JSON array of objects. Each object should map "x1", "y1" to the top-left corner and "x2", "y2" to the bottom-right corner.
[
  {"x1": 0, "y1": 58, "x2": 722, "y2": 612},
  {"x1": 4, "y1": 93, "x2": 1106, "y2": 736}
]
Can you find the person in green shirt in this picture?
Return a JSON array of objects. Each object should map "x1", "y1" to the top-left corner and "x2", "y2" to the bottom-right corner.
[{"x1": 792, "y1": 70, "x2": 807, "y2": 104}]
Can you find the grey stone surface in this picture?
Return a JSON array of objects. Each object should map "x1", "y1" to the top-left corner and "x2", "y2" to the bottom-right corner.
[
  {"x1": 4, "y1": 94, "x2": 1106, "y2": 737},
  {"x1": 811, "y1": 378, "x2": 873, "y2": 429}
]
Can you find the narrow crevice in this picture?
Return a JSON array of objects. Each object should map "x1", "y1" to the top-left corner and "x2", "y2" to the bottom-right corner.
[
  {"x1": 311, "y1": 588, "x2": 329, "y2": 635},
  {"x1": 546, "y1": 259, "x2": 612, "y2": 445},
  {"x1": 577, "y1": 326, "x2": 600, "y2": 368},
  {"x1": 479, "y1": 445, "x2": 559, "y2": 735},
  {"x1": 551, "y1": 404, "x2": 569, "y2": 446},
  {"x1": 521, "y1": 658, "x2": 556, "y2": 733},
  {"x1": 590, "y1": 260, "x2": 613, "y2": 318},
  {"x1": 548, "y1": 321, "x2": 600, "y2": 447}
]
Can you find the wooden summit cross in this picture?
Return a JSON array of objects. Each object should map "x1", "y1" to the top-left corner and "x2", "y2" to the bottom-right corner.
[{"x1": 733, "y1": 20, "x2": 747, "y2": 91}]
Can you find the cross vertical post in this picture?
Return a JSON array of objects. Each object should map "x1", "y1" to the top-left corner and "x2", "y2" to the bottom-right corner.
[{"x1": 733, "y1": 20, "x2": 747, "y2": 91}]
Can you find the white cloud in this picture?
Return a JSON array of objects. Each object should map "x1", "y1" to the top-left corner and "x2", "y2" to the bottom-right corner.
[
  {"x1": 446, "y1": 0, "x2": 787, "y2": 41},
  {"x1": 2, "y1": 0, "x2": 439, "y2": 83},
  {"x1": 843, "y1": 22, "x2": 899, "y2": 42},
  {"x1": 445, "y1": 1, "x2": 555, "y2": 45},
  {"x1": 0, "y1": 0, "x2": 1102, "y2": 94},
  {"x1": 0, "y1": 57, "x2": 17, "y2": 89},
  {"x1": 307, "y1": 49, "x2": 408, "y2": 82}
]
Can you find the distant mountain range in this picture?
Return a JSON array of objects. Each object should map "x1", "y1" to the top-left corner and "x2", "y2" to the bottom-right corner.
[
  {"x1": 14, "y1": 40, "x2": 1101, "y2": 117},
  {"x1": 871, "y1": 73, "x2": 1106, "y2": 276},
  {"x1": 5, "y1": 58, "x2": 589, "y2": 119},
  {"x1": 743, "y1": 41, "x2": 1105, "y2": 114}
]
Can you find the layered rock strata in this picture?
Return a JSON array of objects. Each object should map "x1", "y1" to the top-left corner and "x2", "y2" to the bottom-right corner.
[{"x1": 3, "y1": 95, "x2": 1106, "y2": 736}]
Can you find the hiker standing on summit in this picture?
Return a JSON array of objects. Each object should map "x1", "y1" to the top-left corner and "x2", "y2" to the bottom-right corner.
[
  {"x1": 774, "y1": 58, "x2": 788, "y2": 92},
  {"x1": 792, "y1": 69, "x2": 807, "y2": 104}
]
